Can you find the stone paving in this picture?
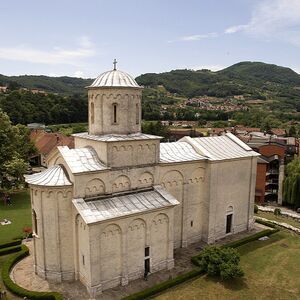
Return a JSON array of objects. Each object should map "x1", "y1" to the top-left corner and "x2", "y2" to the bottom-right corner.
[{"x1": 11, "y1": 226, "x2": 264, "y2": 300}]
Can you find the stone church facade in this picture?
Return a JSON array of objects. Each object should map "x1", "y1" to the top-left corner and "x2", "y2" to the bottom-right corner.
[{"x1": 25, "y1": 64, "x2": 259, "y2": 297}]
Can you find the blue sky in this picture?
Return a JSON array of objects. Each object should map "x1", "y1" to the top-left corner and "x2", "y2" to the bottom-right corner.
[{"x1": 1, "y1": 0, "x2": 300, "y2": 78}]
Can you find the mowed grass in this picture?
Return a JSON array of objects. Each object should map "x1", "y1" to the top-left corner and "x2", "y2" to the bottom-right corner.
[
  {"x1": 0, "y1": 190, "x2": 31, "y2": 244},
  {"x1": 156, "y1": 230, "x2": 300, "y2": 300},
  {"x1": 256, "y1": 211, "x2": 300, "y2": 230}
]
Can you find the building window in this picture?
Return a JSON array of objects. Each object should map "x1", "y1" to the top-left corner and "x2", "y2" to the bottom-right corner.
[
  {"x1": 32, "y1": 209, "x2": 38, "y2": 236},
  {"x1": 145, "y1": 246, "x2": 150, "y2": 257},
  {"x1": 91, "y1": 102, "x2": 94, "y2": 124},
  {"x1": 226, "y1": 214, "x2": 233, "y2": 234},
  {"x1": 82, "y1": 255, "x2": 85, "y2": 265},
  {"x1": 191, "y1": 221, "x2": 193, "y2": 227},
  {"x1": 136, "y1": 103, "x2": 139, "y2": 124},
  {"x1": 113, "y1": 103, "x2": 117, "y2": 124}
]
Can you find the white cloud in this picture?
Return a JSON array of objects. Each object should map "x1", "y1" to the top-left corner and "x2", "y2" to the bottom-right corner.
[
  {"x1": 225, "y1": 25, "x2": 248, "y2": 34},
  {"x1": 225, "y1": 0, "x2": 300, "y2": 46},
  {"x1": 74, "y1": 70, "x2": 84, "y2": 78},
  {"x1": 192, "y1": 65, "x2": 226, "y2": 72},
  {"x1": 169, "y1": 32, "x2": 218, "y2": 43},
  {"x1": 0, "y1": 36, "x2": 96, "y2": 65}
]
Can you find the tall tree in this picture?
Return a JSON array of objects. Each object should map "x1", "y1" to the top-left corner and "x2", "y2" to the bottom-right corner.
[{"x1": 0, "y1": 110, "x2": 34, "y2": 190}]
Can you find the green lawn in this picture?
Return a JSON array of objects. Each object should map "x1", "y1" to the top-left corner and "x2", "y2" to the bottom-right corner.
[
  {"x1": 256, "y1": 211, "x2": 300, "y2": 230},
  {"x1": 156, "y1": 230, "x2": 300, "y2": 300},
  {"x1": 0, "y1": 190, "x2": 31, "y2": 244}
]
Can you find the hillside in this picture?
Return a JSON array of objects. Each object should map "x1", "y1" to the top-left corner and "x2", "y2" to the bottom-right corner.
[
  {"x1": 136, "y1": 61, "x2": 300, "y2": 99},
  {"x1": 0, "y1": 74, "x2": 92, "y2": 94}
]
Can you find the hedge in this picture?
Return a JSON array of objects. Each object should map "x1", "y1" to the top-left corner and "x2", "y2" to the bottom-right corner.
[
  {"x1": 255, "y1": 218, "x2": 277, "y2": 228},
  {"x1": 0, "y1": 239, "x2": 22, "y2": 249},
  {"x1": 1, "y1": 245, "x2": 64, "y2": 300},
  {"x1": 0, "y1": 245, "x2": 22, "y2": 256},
  {"x1": 123, "y1": 268, "x2": 204, "y2": 300}
]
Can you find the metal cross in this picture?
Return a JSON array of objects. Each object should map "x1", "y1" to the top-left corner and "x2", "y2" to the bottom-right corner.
[{"x1": 113, "y1": 59, "x2": 117, "y2": 70}]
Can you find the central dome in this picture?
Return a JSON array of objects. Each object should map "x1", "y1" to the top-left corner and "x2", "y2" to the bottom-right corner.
[{"x1": 89, "y1": 69, "x2": 141, "y2": 89}]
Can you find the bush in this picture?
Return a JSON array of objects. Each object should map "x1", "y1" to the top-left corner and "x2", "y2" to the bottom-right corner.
[
  {"x1": 0, "y1": 239, "x2": 22, "y2": 249},
  {"x1": 123, "y1": 268, "x2": 204, "y2": 300},
  {"x1": 1, "y1": 245, "x2": 63, "y2": 300},
  {"x1": 195, "y1": 246, "x2": 244, "y2": 280},
  {"x1": 254, "y1": 204, "x2": 259, "y2": 214},
  {"x1": 274, "y1": 208, "x2": 281, "y2": 216},
  {"x1": 0, "y1": 245, "x2": 22, "y2": 256}
]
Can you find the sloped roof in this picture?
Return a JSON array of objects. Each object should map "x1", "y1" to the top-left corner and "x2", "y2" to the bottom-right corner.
[
  {"x1": 181, "y1": 133, "x2": 259, "y2": 161},
  {"x1": 160, "y1": 141, "x2": 206, "y2": 163},
  {"x1": 25, "y1": 165, "x2": 72, "y2": 187},
  {"x1": 73, "y1": 186, "x2": 179, "y2": 224},
  {"x1": 30, "y1": 130, "x2": 74, "y2": 157},
  {"x1": 57, "y1": 146, "x2": 107, "y2": 174},
  {"x1": 73, "y1": 132, "x2": 162, "y2": 142}
]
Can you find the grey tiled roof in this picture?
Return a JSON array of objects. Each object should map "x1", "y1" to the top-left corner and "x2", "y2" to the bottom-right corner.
[
  {"x1": 73, "y1": 132, "x2": 162, "y2": 142},
  {"x1": 89, "y1": 69, "x2": 141, "y2": 88},
  {"x1": 185, "y1": 133, "x2": 259, "y2": 161},
  {"x1": 160, "y1": 141, "x2": 206, "y2": 163},
  {"x1": 73, "y1": 186, "x2": 179, "y2": 224},
  {"x1": 58, "y1": 146, "x2": 107, "y2": 173},
  {"x1": 25, "y1": 165, "x2": 72, "y2": 187}
]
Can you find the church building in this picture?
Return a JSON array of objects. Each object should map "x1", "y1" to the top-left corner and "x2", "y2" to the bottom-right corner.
[{"x1": 25, "y1": 62, "x2": 259, "y2": 297}]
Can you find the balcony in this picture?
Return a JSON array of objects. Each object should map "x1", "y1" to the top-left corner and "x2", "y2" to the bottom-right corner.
[
  {"x1": 265, "y1": 179, "x2": 279, "y2": 185},
  {"x1": 266, "y1": 169, "x2": 279, "y2": 176},
  {"x1": 265, "y1": 189, "x2": 278, "y2": 196}
]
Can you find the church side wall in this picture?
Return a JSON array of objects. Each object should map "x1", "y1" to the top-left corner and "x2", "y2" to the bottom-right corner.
[
  {"x1": 203, "y1": 157, "x2": 257, "y2": 244},
  {"x1": 31, "y1": 186, "x2": 74, "y2": 282},
  {"x1": 82, "y1": 208, "x2": 174, "y2": 296},
  {"x1": 158, "y1": 162, "x2": 207, "y2": 248}
]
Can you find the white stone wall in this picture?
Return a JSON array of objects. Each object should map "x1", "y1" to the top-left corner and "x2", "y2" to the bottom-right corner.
[
  {"x1": 88, "y1": 88, "x2": 142, "y2": 135},
  {"x1": 203, "y1": 157, "x2": 257, "y2": 244},
  {"x1": 74, "y1": 138, "x2": 161, "y2": 168},
  {"x1": 80, "y1": 208, "x2": 174, "y2": 296},
  {"x1": 31, "y1": 186, "x2": 74, "y2": 282},
  {"x1": 158, "y1": 162, "x2": 207, "y2": 248}
]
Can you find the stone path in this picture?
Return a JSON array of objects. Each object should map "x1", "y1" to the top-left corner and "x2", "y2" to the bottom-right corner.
[{"x1": 11, "y1": 226, "x2": 264, "y2": 300}]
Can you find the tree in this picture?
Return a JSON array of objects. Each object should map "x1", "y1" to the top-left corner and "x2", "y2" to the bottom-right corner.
[
  {"x1": 283, "y1": 158, "x2": 300, "y2": 208},
  {"x1": 197, "y1": 246, "x2": 244, "y2": 280},
  {"x1": 289, "y1": 125, "x2": 297, "y2": 137},
  {"x1": 0, "y1": 110, "x2": 33, "y2": 190}
]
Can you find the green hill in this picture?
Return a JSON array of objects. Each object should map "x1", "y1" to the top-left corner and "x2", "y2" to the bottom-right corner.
[{"x1": 0, "y1": 74, "x2": 92, "y2": 94}]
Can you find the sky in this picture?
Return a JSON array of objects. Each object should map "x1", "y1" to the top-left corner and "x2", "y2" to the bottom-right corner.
[{"x1": 0, "y1": 0, "x2": 300, "y2": 78}]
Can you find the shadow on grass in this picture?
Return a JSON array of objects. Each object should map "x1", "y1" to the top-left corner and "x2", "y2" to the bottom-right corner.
[{"x1": 204, "y1": 275, "x2": 249, "y2": 291}]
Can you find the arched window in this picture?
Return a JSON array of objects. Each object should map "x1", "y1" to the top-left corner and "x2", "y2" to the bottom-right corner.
[
  {"x1": 32, "y1": 209, "x2": 38, "y2": 235},
  {"x1": 112, "y1": 103, "x2": 117, "y2": 124},
  {"x1": 90, "y1": 102, "x2": 94, "y2": 124},
  {"x1": 136, "y1": 103, "x2": 139, "y2": 124}
]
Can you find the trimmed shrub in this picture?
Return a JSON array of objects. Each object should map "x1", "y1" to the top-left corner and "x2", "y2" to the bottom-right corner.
[
  {"x1": 194, "y1": 246, "x2": 244, "y2": 280},
  {"x1": 0, "y1": 245, "x2": 22, "y2": 256},
  {"x1": 255, "y1": 218, "x2": 277, "y2": 229},
  {"x1": 0, "y1": 239, "x2": 22, "y2": 249},
  {"x1": 1, "y1": 245, "x2": 63, "y2": 300},
  {"x1": 123, "y1": 268, "x2": 204, "y2": 300},
  {"x1": 274, "y1": 208, "x2": 281, "y2": 216},
  {"x1": 254, "y1": 204, "x2": 258, "y2": 214}
]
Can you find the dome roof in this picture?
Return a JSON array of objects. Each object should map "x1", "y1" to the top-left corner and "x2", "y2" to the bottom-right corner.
[{"x1": 89, "y1": 69, "x2": 141, "y2": 89}]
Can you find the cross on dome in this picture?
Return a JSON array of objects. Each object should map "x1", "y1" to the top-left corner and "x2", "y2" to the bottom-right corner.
[{"x1": 113, "y1": 59, "x2": 117, "y2": 70}]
